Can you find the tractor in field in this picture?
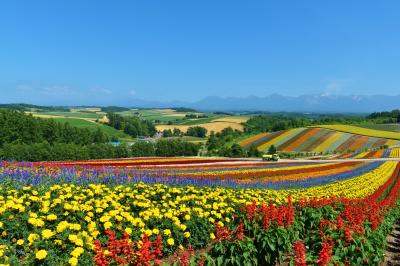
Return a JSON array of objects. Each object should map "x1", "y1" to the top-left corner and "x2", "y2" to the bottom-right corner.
[{"x1": 262, "y1": 153, "x2": 280, "y2": 161}]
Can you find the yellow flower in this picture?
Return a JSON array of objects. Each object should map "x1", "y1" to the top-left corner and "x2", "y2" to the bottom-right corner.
[
  {"x1": 167, "y1": 238, "x2": 174, "y2": 246},
  {"x1": 124, "y1": 228, "x2": 132, "y2": 235},
  {"x1": 75, "y1": 238, "x2": 84, "y2": 247},
  {"x1": 184, "y1": 232, "x2": 191, "y2": 238},
  {"x1": 145, "y1": 229, "x2": 152, "y2": 236},
  {"x1": 70, "y1": 247, "x2": 84, "y2": 258},
  {"x1": 0, "y1": 222, "x2": 3, "y2": 228},
  {"x1": 36, "y1": 249, "x2": 47, "y2": 260},
  {"x1": 104, "y1": 221, "x2": 112, "y2": 230},
  {"x1": 68, "y1": 234, "x2": 78, "y2": 242},
  {"x1": 47, "y1": 214, "x2": 57, "y2": 221},
  {"x1": 210, "y1": 233, "x2": 216, "y2": 240},
  {"x1": 68, "y1": 257, "x2": 78, "y2": 266},
  {"x1": 164, "y1": 229, "x2": 171, "y2": 236},
  {"x1": 152, "y1": 228, "x2": 159, "y2": 235},
  {"x1": 42, "y1": 229, "x2": 55, "y2": 239},
  {"x1": 28, "y1": 233, "x2": 39, "y2": 245},
  {"x1": 16, "y1": 239, "x2": 24, "y2": 245},
  {"x1": 184, "y1": 214, "x2": 190, "y2": 221}
]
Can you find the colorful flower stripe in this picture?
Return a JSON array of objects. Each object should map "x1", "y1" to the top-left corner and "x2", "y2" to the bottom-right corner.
[
  {"x1": 390, "y1": 148, "x2": 400, "y2": 158},
  {"x1": 241, "y1": 127, "x2": 400, "y2": 153},
  {"x1": 172, "y1": 162, "x2": 359, "y2": 181},
  {"x1": 33, "y1": 158, "x2": 247, "y2": 168},
  {"x1": 0, "y1": 156, "x2": 398, "y2": 265},
  {"x1": 313, "y1": 131, "x2": 342, "y2": 153},
  {"x1": 244, "y1": 131, "x2": 283, "y2": 150},
  {"x1": 297, "y1": 128, "x2": 332, "y2": 152},
  {"x1": 277, "y1": 128, "x2": 315, "y2": 151},
  {"x1": 239, "y1": 133, "x2": 269, "y2": 149},
  {"x1": 258, "y1": 128, "x2": 305, "y2": 151},
  {"x1": 334, "y1": 148, "x2": 394, "y2": 159}
]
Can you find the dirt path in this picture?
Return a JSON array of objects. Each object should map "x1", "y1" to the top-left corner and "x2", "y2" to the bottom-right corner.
[{"x1": 383, "y1": 219, "x2": 400, "y2": 265}]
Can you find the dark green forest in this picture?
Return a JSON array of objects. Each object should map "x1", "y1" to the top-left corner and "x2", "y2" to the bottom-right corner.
[
  {"x1": 0, "y1": 110, "x2": 108, "y2": 146},
  {"x1": 242, "y1": 111, "x2": 400, "y2": 133},
  {"x1": 106, "y1": 112, "x2": 157, "y2": 137},
  {"x1": 0, "y1": 110, "x2": 199, "y2": 161},
  {"x1": 0, "y1": 140, "x2": 200, "y2": 161}
]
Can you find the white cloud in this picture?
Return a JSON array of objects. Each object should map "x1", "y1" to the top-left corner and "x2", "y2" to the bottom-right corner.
[{"x1": 321, "y1": 79, "x2": 349, "y2": 97}]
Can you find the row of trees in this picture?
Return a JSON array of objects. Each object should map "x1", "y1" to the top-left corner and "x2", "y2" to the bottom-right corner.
[
  {"x1": 367, "y1": 109, "x2": 400, "y2": 123},
  {"x1": 0, "y1": 139, "x2": 201, "y2": 161},
  {"x1": 162, "y1": 126, "x2": 208, "y2": 138},
  {"x1": 106, "y1": 112, "x2": 157, "y2": 137},
  {"x1": 244, "y1": 111, "x2": 400, "y2": 134},
  {"x1": 0, "y1": 110, "x2": 108, "y2": 147}
]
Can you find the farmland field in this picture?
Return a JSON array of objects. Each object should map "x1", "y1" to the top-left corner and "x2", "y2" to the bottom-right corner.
[
  {"x1": 48, "y1": 118, "x2": 133, "y2": 141},
  {"x1": 314, "y1": 124, "x2": 400, "y2": 140},
  {"x1": 356, "y1": 123, "x2": 400, "y2": 132},
  {"x1": 117, "y1": 109, "x2": 211, "y2": 123},
  {"x1": 30, "y1": 111, "x2": 104, "y2": 120},
  {"x1": 328, "y1": 148, "x2": 400, "y2": 159},
  {"x1": 156, "y1": 120, "x2": 245, "y2": 134},
  {"x1": 240, "y1": 127, "x2": 400, "y2": 153},
  {"x1": 1, "y1": 157, "x2": 400, "y2": 265}
]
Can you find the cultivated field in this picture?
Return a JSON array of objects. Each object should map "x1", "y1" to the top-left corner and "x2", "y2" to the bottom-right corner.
[
  {"x1": 328, "y1": 147, "x2": 400, "y2": 159},
  {"x1": 356, "y1": 123, "x2": 400, "y2": 132},
  {"x1": 156, "y1": 120, "x2": 244, "y2": 134},
  {"x1": 50, "y1": 118, "x2": 132, "y2": 140},
  {"x1": 240, "y1": 127, "x2": 400, "y2": 153},
  {"x1": 314, "y1": 124, "x2": 400, "y2": 140},
  {"x1": 1, "y1": 157, "x2": 400, "y2": 265}
]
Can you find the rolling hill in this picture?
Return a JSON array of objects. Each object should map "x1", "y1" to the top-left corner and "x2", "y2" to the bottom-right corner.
[
  {"x1": 313, "y1": 124, "x2": 400, "y2": 140},
  {"x1": 240, "y1": 127, "x2": 400, "y2": 153}
]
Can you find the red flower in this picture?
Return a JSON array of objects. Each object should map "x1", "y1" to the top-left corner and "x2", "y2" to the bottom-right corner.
[
  {"x1": 317, "y1": 238, "x2": 333, "y2": 266},
  {"x1": 293, "y1": 241, "x2": 307, "y2": 266}
]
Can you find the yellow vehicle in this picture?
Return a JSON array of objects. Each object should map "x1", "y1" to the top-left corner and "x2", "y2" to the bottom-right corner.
[{"x1": 262, "y1": 153, "x2": 280, "y2": 161}]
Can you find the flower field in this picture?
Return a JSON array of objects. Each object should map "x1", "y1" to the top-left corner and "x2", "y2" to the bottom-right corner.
[
  {"x1": 1, "y1": 157, "x2": 400, "y2": 265},
  {"x1": 240, "y1": 127, "x2": 400, "y2": 153},
  {"x1": 330, "y1": 148, "x2": 400, "y2": 159},
  {"x1": 314, "y1": 125, "x2": 400, "y2": 140}
]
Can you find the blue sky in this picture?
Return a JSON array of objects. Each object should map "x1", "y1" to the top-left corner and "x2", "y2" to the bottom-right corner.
[{"x1": 1, "y1": 0, "x2": 400, "y2": 105}]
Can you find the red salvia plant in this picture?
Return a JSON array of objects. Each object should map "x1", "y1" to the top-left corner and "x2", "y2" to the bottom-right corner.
[
  {"x1": 94, "y1": 231, "x2": 163, "y2": 266},
  {"x1": 317, "y1": 238, "x2": 333, "y2": 266},
  {"x1": 292, "y1": 241, "x2": 307, "y2": 266}
]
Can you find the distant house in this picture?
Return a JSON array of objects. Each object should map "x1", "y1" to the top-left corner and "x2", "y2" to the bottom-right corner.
[{"x1": 136, "y1": 136, "x2": 153, "y2": 142}]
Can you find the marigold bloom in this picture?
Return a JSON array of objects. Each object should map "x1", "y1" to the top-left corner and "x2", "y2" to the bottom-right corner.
[{"x1": 36, "y1": 249, "x2": 47, "y2": 260}]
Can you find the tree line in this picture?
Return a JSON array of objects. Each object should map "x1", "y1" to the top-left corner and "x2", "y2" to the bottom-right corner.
[
  {"x1": 242, "y1": 113, "x2": 398, "y2": 133},
  {"x1": 0, "y1": 139, "x2": 200, "y2": 162},
  {"x1": 106, "y1": 112, "x2": 157, "y2": 137},
  {"x1": 367, "y1": 109, "x2": 400, "y2": 123},
  {"x1": 0, "y1": 110, "x2": 108, "y2": 147},
  {"x1": 162, "y1": 126, "x2": 208, "y2": 138}
]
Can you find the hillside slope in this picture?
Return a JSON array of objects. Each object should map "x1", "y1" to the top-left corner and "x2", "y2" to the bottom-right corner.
[
  {"x1": 240, "y1": 127, "x2": 400, "y2": 153},
  {"x1": 313, "y1": 124, "x2": 400, "y2": 140}
]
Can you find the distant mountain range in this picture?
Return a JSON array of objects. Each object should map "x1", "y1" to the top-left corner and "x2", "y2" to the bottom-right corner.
[
  {"x1": 2, "y1": 94, "x2": 399, "y2": 113},
  {"x1": 125, "y1": 94, "x2": 400, "y2": 113}
]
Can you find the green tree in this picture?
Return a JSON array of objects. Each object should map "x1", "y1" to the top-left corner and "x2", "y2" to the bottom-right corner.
[
  {"x1": 131, "y1": 141, "x2": 156, "y2": 157},
  {"x1": 230, "y1": 144, "x2": 246, "y2": 158},
  {"x1": 186, "y1": 126, "x2": 208, "y2": 138},
  {"x1": 268, "y1": 145, "x2": 277, "y2": 155}
]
